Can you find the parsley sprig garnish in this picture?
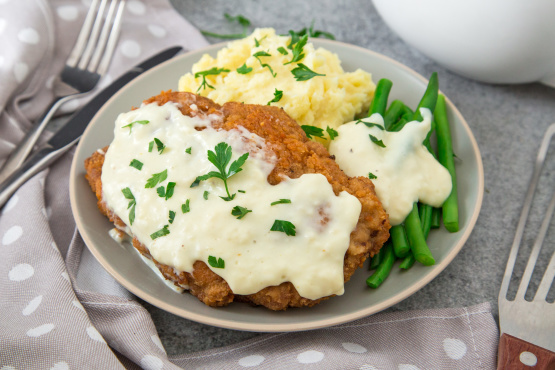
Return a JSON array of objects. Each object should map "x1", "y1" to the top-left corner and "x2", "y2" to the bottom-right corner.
[
  {"x1": 237, "y1": 63, "x2": 252, "y2": 74},
  {"x1": 191, "y1": 142, "x2": 249, "y2": 201},
  {"x1": 369, "y1": 134, "x2": 386, "y2": 148},
  {"x1": 271, "y1": 199, "x2": 291, "y2": 206},
  {"x1": 291, "y1": 63, "x2": 325, "y2": 81},
  {"x1": 356, "y1": 119, "x2": 385, "y2": 130},
  {"x1": 285, "y1": 34, "x2": 308, "y2": 65},
  {"x1": 129, "y1": 159, "x2": 143, "y2": 170},
  {"x1": 208, "y1": 256, "x2": 225, "y2": 269},
  {"x1": 150, "y1": 225, "x2": 170, "y2": 240},
  {"x1": 200, "y1": 13, "x2": 251, "y2": 39},
  {"x1": 145, "y1": 169, "x2": 168, "y2": 188},
  {"x1": 182, "y1": 200, "x2": 190, "y2": 213},
  {"x1": 267, "y1": 89, "x2": 283, "y2": 105},
  {"x1": 195, "y1": 67, "x2": 230, "y2": 92},
  {"x1": 368, "y1": 172, "x2": 378, "y2": 180},
  {"x1": 301, "y1": 125, "x2": 325, "y2": 139},
  {"x1": 121, "y1": 187, "x2": 136, "y2": 225},
  {"x1": 157, "y1": 181, "x2": 176, "y2": 200},
  {"x1": 270, "y1": 220, "x2": 296, "y2": 236},
  {"x1": 287, "y1": 22, "x2": 335, "y2": 43},
  {"x1": 326, "y1": 126, "x2": 339, "y2": 140},
  {"x1": 168, "y1": 210, "x2": 176, "y2": 224},
  {"x1": 122, "y1": 120, "x2": 149, "y2": 133},
  {"x1": 253, "y1": 51, "x2": 276, "y2": 77},
  {"x1": 231, "y1": 206, "x2": 252, "y2": 219}
]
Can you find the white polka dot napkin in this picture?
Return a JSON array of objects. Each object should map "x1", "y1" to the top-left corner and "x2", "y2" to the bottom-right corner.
[{"x1": 0, "y1": 1, "x2": 499, "y2": 369}]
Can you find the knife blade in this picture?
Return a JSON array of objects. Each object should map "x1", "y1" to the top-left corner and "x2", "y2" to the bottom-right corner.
[{"x1": 0, "y1": 46, "x2": 182, "y2": 208}]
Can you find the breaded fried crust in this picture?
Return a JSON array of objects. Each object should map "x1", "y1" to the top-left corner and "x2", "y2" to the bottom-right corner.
[{"x1": 85, "y1": 91, "x2": 390, "y2": 310}]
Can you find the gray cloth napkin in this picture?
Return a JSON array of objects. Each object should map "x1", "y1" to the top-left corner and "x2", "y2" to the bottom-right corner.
[{"x1": 0, "y1": 1, "x2": 500, "y2": 369}]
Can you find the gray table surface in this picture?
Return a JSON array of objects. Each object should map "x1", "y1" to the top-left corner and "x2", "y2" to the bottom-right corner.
[{"x1": 140, "y1": 0, "x2": 555, "y2": 356}]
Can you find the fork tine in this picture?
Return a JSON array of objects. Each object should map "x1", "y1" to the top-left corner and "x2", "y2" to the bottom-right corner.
[
  {"x1": 88, "y1": 0, "x2": 120, "y2": 73},
  {"x1": 96, "y1": 0, "x2": 126, "y2": 76},
  {"x1": 66, "y1": 0, "x2": 101, "y2": 67},
  {"x1": 533, "y1": 188, "x2": 555, "y2": 301},
  {"x1": 516, "y1": 182, "x2": 555, "y2": 300},
  {"x1": 499, "y1": 123, "x2": 555, "y2": 300},
  {"x1": 78, "y1": 0, "x2": 109, "y2": 70}
]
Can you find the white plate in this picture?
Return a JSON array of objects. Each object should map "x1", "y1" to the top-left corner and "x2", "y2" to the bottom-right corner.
[{"x1": 69, "y1": 39, "x2": 484, "y2": 332}]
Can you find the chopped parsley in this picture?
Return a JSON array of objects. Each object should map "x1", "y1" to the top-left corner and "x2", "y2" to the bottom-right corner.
[
  {"x1": 121, "y1": 187, "x2": 136, "y2": 225},
  {"x1": 181, "y1": 199, "x2": 190, "y2": 213},
  {"x1": 154, "y1": 138, "x2": 166, "y2": 154},
  {"x1": 200, "y1": 13, "x2": 251, "y2": 39},
  {"x1": 270, "y1": 199, "x2": 291, "y2": 206},
  {"x1": 237, "y1": 63, "x2": 252, "y2": 74},
  {"x1": 122, "y1": 120, "x2": 149, "y2": 133},
  {"x1": 301, "y1": 125, "x2": 325, "y2": 139},
  {"x1": 168, "y1": 210, "x2": 176, "y2": 224},
  {"x1": 287, "y1": 22, "x2": 335, "y2": 42},
  {"x1": 129, "y1": 159, "x2": 143, "y2": 170},
  {"x1": 356, "y1": 119, "x2": 384, "y2": 130},
  {"x1": 148, "y1": 141, "x2": 154, "y2": 152},
  {"x1": 326, "y1": 126, "x2": 339, "y2": 140},
  {"x1": 368, "y1": 172, "x2": 377, "y2": 180},
  {"x1": 270, "y1": 220, "x2": 296, "y2": 236},
  {"x1": 238, "y1": 190, "x2": 246, "y2": 193},
  {"x1": 253, "y1": 51, "x2": 276, "y2": 77},
  {"x1": 208, "y1": 255, "x2": 225, "y2": 269},
  {"x1": 150, "y1": 225, "x2": 170, "y2": 240},
  {"x1": 194, "y1": 67, "x2": 230, "y2": 92},
  {"x1": 157, "y1": 181, "x2": 176, "y2": 200},
  {"x1": 284, "y1": 34, "x2": 307, "y2": 65},
  {"x1": 185, "y1": 147, "x2": 192, "y2": 154},
  {"x1": 267, "y1": 88, "x2": 283, "y2": 105},
  {"x1": 145, "y1": 169, "x2": 168, "y2": 188},
  {"x1": 254, "y1": 36, "x2": 266, "y2": 47},
  {"x1": 231, "y1": 205, "x2": 252, "y2": 219},
  {"x1": 369, "y1": 134, "x2": 386, "y2": 148},
  {"x1": 291, "y1": 63, "x2": 325, "y2": 81},
  {"x1": 203, "y1": 190, "x2": 209, "y2": 200},
  {"x1": 191, "y1": 142, "x2": 249, "y2": 201},
  {"x1": 277, "y1": 46, "x2": 288, "y2": 55}
]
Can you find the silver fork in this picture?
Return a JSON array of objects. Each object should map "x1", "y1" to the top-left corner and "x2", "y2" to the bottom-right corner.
[
  {"x1": 497, "y1": 123, "x2": 555, "y2": 369},
  {"x1": 0, "y1": 0, "x2": 126, "y2": 183}
]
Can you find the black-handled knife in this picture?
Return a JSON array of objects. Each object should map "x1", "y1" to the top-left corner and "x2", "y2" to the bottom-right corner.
[{"x1": 0, "y1": 46, "x2": 183, "y2": 208}]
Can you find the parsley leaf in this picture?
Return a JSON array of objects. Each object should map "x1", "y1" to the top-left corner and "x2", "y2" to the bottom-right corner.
[
  {"x1": 145, "y1": 169, "x2": 168, "y2": 188},
  {"x1": 326, "y1": 126, "x2": 339, "y2": 140},
  {"x1": 238, "y1": 190, "x2": 246, "y2": 193},
  {"x1": 271, "y1": 199, "x2": 291, "y2": 206},
  {"x1": 121, "y1": 187, "x2": 136, "y2": 225},
  {"x1": 277, "y1": 46, "x2": 288, "y2": 55},
  {"x1": 267, "y1": 89, "x2": 283, "y2": 105},
  {"x1": 287, "y1": 22, "x2": 336, "y2": 42},
  {"x1": 231, "y1": 205, "x2": 252, "y2": 219},
  {"x1": 237, "y1": 63, "x2": 252, "y2": 74},
  {"x1": 270, "y1": 220, "x2": 296, "y2": 236},
  {"x1": 154, "y1": 138, "x2": 166, "y2": 154},
  {"x1": 254, "y1": 36, "x2": 267, "y2": 47},
  {"x1": 253, "y1": 51, "x2": 276, "y2": 77},
  {"x1": 356, "y1": 119, "x2": 385, "y2": 130},
  {"x1": 129, "y1": 159, "x2": 143, "y2": 170},
  {"x1": 182, "y1": 199, "x2": 190, "y2": 213},
  {"x1": 150, "y1": 225, "x2": 170, "y2": 240},
  {"x1": 369, "y1": 134, "x2": 386, "y2": 148},
  {"x1": 191, "y1": 142, "x2": 249, "y2": 201},
  {"x1": 122, "y1": 120, "x2": 149, "y2": 133},
  {"x1": 203, "y1": 190, "x2": 209, "y2": 200},
  {"x1": 368, "y1": 172, "x2": 377, "y2": 180},
  {"x1": 200, "y1": 13, "x2": 251, "y2": 39},
  {"x1": 157, "y1": 181, "x2": 176, "y2": 200},
  {"x1": 285, "y1": 34, "x2": 307, "y2": 65},
  {"x1": 194, "y1": 67, "x2": 230, "y2": 92},
  {"x1": 168, "y1": 210, "x2": 176, "y2": 224},
  {"x1": 301, "y1": 125, "x2": 325, "y2": 139},
  {"x1": 208, "y1": 255, "x2": 225, "y2": 269},
  {"x1": 148, "y1": 141, "x2": 154, "y2": 152},
  {"x1": 185, "y1": 147, "x2": 192, "y2": 154},
  {"x1": 291, "y1": 63, "x2": 325, "y2": 81}
]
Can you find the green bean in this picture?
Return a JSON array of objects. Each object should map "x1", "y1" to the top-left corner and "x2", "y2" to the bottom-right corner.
[
  {"x1": 389, "y1": 118, "x2": 407, "y2": 132},
  {"x1": 368, "y1": 78, "x2": 393, "y2": 116},
  {"x1": 400, "y1": 104, "x2": 414, "y2": 121},
  {"x1": 431, "y1": 207, "x2": 441, "y2": 229},
  {"x1": 434, "y1": 94, "x2": 459, "y2": 232},
  {"x1": 405, "y1": 203, "x2": 435, "y2": 266},
  {"x1": 390, "y1": 224, "x2": 410, "y2": 258},
  {"x1": 384, "y1": 100, "x2": 406, "y2": 130},
  {"x1": 369, "y1": 248, "x2": 382, "y2": 270},
  {"x1": 399, "y1": 252, "x2": 416, "y2": 270},
  {"x1": 412, "y1": 72, "x2": 439, "y2": 122},
  {"x1": 366, "y1": 242, "x2": 395, "y2": 288},
  {"x1": 418, "y1": 202, "x2": 433, "y2": 240}
]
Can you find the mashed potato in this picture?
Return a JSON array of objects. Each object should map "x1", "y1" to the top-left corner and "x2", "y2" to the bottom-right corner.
[{"x1": 178, "y1": 28, "x2": 375, "y2": 139}]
